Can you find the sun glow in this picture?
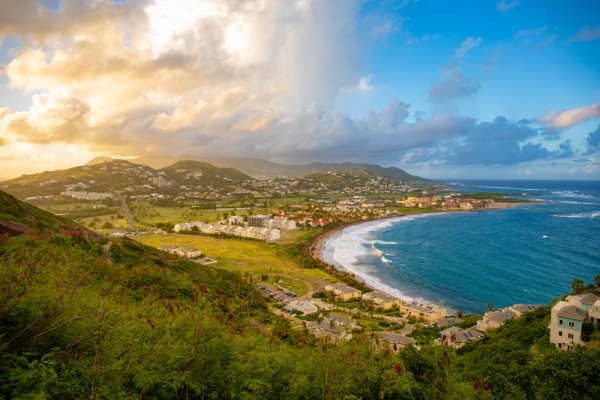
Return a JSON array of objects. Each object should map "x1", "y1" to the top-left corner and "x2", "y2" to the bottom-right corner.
[{"x1": 145, "y1": 0, "x2": 222, "y2": 54}]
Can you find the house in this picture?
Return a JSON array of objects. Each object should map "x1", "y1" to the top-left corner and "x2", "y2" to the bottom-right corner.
[
  {"x1": 399, "y1": 300, "x2": 446, "y2": 323},
  {"x1": 324, "y1": 283, "x2": 362, "y2": 302},
  {"x1": 375, "y1": 332, "x2": 415, "y2": 351},
  {"x1": 362, "y1": 291, "x2": 401, "y2": 310},
  {"x1": 549, "y1": 293, "x2": 600, "y2": 350},
  {"x1": 284, "y1": 300, "x2": 318, "y2": 316},
  {"x1": 476, "y1": 310, "x2": 517, "y2": 331},
  {"x1": 159, "y1": 245, "x2": 201, "y2": 259},
  {"x1": 509, "y1": 303, "x2": 542, "y2": 316},
  {"x1": 308, "y1": 314, "x2": 358, "y2": 341},
  {"x1": 476, "y1": 303, "x2": 541, "y2": 332},
  {"x1": 436, "y1": 317, "x2": 464, "y2": 328},
  {"x1": 441, "y1": 327, "x2": 485, "y2": 349},
  {"x1": 175, "y1": 247, "x2": 202, "y2": 259},
  {"x1": 159, "y1": 245, "x2": 181, "y2": 255}
]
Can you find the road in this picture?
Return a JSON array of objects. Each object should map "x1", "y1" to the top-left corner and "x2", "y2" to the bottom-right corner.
[{"x1": 120, "y1": 197, "x2": 136, "y2": 232}]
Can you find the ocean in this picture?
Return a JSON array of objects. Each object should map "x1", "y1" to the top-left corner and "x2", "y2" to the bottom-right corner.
[{"x1": 321, "y1": 180, "x2": 600, "y2": 314}]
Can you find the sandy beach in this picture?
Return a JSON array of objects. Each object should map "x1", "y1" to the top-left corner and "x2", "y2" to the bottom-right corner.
[{"x1": 309, "y1": 202, "x2": 526, "y2": 265}]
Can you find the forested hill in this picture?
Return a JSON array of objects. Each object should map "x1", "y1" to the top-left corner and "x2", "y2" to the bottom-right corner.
[
  {"x1": 1, "y1": 190, "x2": 600, "y2": 398},
  {"x1": 0, "y1": 158, "x2": 252, "y2": 199}
]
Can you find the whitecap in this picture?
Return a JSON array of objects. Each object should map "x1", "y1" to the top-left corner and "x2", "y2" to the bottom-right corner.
[{"x1": 553, "y1": 211, "x2": 600, "y2": 219}]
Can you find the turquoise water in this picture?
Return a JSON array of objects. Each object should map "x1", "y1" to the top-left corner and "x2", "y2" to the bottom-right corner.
[{"x1": 322, "y1": 180, "x2": 600, "y2": 314}]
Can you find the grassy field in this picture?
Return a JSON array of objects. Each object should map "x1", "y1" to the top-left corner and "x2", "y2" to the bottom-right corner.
[{"x1": 135, "y1": 233, "x2": 335, "y2": 292}]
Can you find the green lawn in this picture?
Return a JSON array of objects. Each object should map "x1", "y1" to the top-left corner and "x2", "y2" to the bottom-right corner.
[{"x1": 135, "y1": 233, "x2": 334, "y2": 284}]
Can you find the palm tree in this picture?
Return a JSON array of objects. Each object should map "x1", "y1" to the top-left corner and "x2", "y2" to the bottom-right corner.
[{"x1": 571, "y1": 277, "x2": 585, "y2": 294}]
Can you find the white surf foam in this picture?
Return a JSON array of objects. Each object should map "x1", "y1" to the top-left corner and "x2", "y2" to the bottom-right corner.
[{"x1": 325, "y1": 214, "x2": 452, "y2": 302}]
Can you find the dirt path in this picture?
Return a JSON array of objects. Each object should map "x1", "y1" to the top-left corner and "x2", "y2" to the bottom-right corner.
[{"x1": 102, "y1": 241, "x2": 113, "y2": 265}]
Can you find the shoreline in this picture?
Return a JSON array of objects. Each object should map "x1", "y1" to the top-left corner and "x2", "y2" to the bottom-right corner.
[{"x1": 309, "y1": 202, "x2": 527, "y2": 310}]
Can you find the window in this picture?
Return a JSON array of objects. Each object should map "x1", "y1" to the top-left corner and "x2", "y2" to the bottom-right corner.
[
  {"x1": 559, "y1": 319, "x2": 563, "y2": 325},
  {"x1": 568, "y1": 333, "x2": 574, "y2": 339},
  {"x1": 569, "y1": 321, "x2": 575, "y2": 328},
  {"x1": 558, "y1": 331, "x2": 563, "y2": 337}
]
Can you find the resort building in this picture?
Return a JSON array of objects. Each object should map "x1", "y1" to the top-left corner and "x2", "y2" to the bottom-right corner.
[
  {"x1": 324, "y1": 283, "x2": 362, "y2": 302},
  {"x1": 248, "y1": 214, "x2": 270, "y2": 227},
  {"x1": 173, "y1": 221, "x2": 281, "y2": 242},
  {"x1": 228, "y1": 215, "x2": 245, "y2": 225},
  {"x1": 399, "y1": 300, "x2": 447, "y2": 323},
  {"x1": 284, "y1": 300, "x2": 318, "y2": 316},
  {"x1": 265, "y1": 217, "x2": 297, "y2": 230},
  {"x1": 159, "y1": 245, "x2": 202, "y2": 259},
  {"x1": 175, "y1": 247, "x2": 202, "y2": 259},
  {"x1": 362, "y1": 291, "x2": 401, "y2": 310},
  {"x1": 549, "y1": 293, "x2": 600, "y2": 350}
]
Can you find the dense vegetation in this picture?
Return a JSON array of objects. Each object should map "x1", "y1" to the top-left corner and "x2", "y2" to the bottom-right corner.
[{"x1": 1, "y1": 189, "x2": 600, "y2": 399}]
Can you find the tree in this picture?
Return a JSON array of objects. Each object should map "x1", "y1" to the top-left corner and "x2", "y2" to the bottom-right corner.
[
  {"x1": 102, "y1": 221, "x2": 114, "y2": 229},
  {"x1": 487, "y1": 303, "x2": 494, "y2": 312},
  {"x1": 594, "y1": 274, "x2": 600, "y2": 289},
  {"x1": 571, "y1": 278, "x2": 585, "y2": 294}
]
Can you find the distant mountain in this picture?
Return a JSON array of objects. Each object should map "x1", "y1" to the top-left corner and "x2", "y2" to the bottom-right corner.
[
  {"x1": 86, "y1": 156, "x2": 115, "y2": 165},
  {"x1": 161, "y1": 160, "x2": 252, "y2": 181},
  {"x1": 134, "y1": 155, "x2": 430, "y2": 182}
]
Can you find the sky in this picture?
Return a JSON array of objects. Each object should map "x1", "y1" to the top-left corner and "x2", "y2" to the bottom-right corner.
[{"x1": 0, "y1": 0, "x2": 599, "y2": 180}]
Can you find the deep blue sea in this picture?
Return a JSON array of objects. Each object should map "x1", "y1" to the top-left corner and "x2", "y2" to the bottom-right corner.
[{"x1": 322, "y1": 180, "x2": 600, "y2": 314}]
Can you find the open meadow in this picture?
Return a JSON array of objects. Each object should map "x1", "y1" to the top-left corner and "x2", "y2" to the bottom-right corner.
[{"x1": 135, "y1": 232, "x2": 335, "y2": 296}]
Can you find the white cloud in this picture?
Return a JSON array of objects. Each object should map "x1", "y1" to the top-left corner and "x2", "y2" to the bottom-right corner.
[
  {"x1": 515, "y1": 26, "x2": 546, "y2": 39},
  {"x1": 567, "y1": 25, "x2": 600, "y2": 43},
  {"x1": 429, "y1": 61, "x2": 481, "y2": 102},
  {"x1": 497, "y1": 0, "x2": 520, "y2": 12},
  {"x1": 356, "y1": 76, "x2": 374, "y2": 91},
  {"x1": 455, "y1": 37, "x2": 482, "y2": 57}
]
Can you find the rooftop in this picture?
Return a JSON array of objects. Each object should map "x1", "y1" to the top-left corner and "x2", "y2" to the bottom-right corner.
[
  {"x1": 557, "y1": 305, "x2": 588, "y2": 320},
  {"x1": 487, "y1": 310, "x2": 517, "y2": 323},
  {"x1": 379, "y1": 333, "x2": 415, "y2": 346},
  {"x1": 580, "y1": 293, "x2": 599, "y2": 305},
  {"x1": 329, "y1": 283, "x2": 361, "y2": 294}
]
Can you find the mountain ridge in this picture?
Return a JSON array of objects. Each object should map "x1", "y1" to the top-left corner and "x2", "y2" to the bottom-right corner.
[{"x1": 133, "y1": 155, "x2": 430, "y2": 182}]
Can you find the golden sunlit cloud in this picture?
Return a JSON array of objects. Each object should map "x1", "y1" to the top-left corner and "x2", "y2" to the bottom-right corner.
[{"x1": 540, "y1": 101, "x2": 600, "y2": 130}]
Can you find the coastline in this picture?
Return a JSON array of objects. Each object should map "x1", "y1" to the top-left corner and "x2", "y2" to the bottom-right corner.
[
  {"x1": 309, "y1": 202, "x2": 527, "y2": 308},
  {"x1": 310, "y1": 202, "x2": 525, "y2": 265}
]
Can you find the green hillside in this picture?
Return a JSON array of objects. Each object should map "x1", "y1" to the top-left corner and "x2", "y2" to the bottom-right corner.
[
  {"x1": 1, "y1": 190, "x2": 599, "y2": 399},
  {"x1": 0, "y1": 159, "x2": 251, "y2": 199},
  {"x1": 0, "y1": 189, "x2": 84, "y2": 235}
]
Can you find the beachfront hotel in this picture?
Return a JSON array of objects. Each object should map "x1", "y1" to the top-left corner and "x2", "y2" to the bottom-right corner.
[
  {"x1": 362, "y1": 291, "x2": 402, "y2": 310},
  {"x1": 324, "y1": 283, "x2": 362, "y2": 302},
  {"x1": 399, "y1": 300, "x2": 447, "y2": 324}
]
